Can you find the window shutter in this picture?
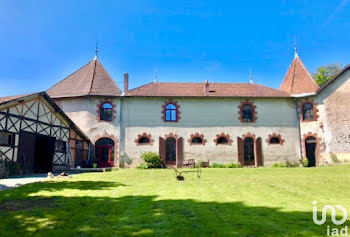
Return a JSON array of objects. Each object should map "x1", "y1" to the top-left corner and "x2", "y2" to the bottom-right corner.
[
  {"x1": 256, "y1": 137, "x2": 263, "y2": 166},
  {"x1": 176, "y1": 137, "x2": 184, "y2": 167},
  {"x1": 159, "y1": 137, "x2": 165, "y2": 163},
  {"x1": 237, "y1": 137, "x2": 244, "y2": 165}
]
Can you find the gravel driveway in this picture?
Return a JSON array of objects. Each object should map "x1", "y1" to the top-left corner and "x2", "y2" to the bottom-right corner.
[{"x1": 0, "y1": 174, "x2": 48, "y2": 191}]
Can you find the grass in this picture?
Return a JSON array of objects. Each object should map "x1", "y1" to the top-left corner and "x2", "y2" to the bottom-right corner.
[{"x1": 0, "y1": 166, "x2": 350, "y2": 236}]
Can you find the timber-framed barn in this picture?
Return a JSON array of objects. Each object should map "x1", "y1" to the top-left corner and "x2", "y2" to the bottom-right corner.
[{"x1": 0, "y1": 92, "x2": 90, "y2": 174}]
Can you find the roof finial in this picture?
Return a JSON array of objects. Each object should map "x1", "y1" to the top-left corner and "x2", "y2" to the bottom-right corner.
[
  {"x1": 249, "y1": 68, "x2": 254, "y2": 84},
  {"x1": 154, "y1": 71, "x2": 157, "y2": 83},
  {"x1": 94, "y1": 42, "x2": 98, "y2": 60},
  {"x1": 293, "y1": 36, "x2": 298, "y2": 58}
]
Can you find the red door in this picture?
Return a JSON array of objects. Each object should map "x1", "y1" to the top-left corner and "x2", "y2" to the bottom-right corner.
[{"x1": 98, "y1": 145, "x2": 114, "y2": 167}]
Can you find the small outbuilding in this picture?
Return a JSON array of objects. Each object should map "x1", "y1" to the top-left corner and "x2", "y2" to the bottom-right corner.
[{"x1": 0, "y1": 92, "x2": 90, "y2": 174}]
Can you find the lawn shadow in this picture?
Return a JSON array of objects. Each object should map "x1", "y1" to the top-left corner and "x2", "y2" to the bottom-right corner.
[
  {"x1": 0, "y1": 192, "x2": 343, "y2": 236},
  {"x1": 0, "y1": 180, "x2": 126, "y2": 200}
]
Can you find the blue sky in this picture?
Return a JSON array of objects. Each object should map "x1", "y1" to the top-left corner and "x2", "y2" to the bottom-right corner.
[{"x1": 0, "y1": 0, "x2": 350, "y2": 96}]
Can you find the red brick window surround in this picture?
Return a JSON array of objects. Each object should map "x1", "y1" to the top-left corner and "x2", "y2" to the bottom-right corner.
[
  {"x1": 266, "y1": 133, "x2": 285, "y2": 145},
  {"x1": 214, "y1": 133, "x2": 233, "y2": 145},
  {"x1": 188, "y1": 133, "x2": 207, "y2": 146},
  {"x1": 161, "y1": 100, "x2": 181, "y2": 122},
  {"x1": 299, "y1": 99, "x2": 319, "y2": 122},
  {"x1": 96, "y1": 100, "x2": 117, "y2": 122},
  {"x1": 135, "y1": 133, "x2": 154, "y2": 146},
  {"x1": 238, "y1": 101, "x2": 257, "y2": 123}
]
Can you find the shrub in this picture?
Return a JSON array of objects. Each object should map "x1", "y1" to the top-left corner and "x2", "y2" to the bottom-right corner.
[
  {"x1": 210, "y1": 162, "x2": 242, "y2": 168},
  {"x1": 140, "y1": 152, "x2": 162, "y2": 168},
  {"x1": 301, "y1": 158, "x2": 309, "y2": 167},
  {"x1": 210, "y1": 163, "x2": 226, "y2": 168},
  {"x1": 136, "y1": 163, "x2": 148, "y2": 169},
  {"x1": 272, "y1": 160, "x2": 299, "y2": 168}
]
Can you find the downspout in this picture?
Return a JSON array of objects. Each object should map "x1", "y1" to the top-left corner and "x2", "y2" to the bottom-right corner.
[
  {"x1": 294, "y1": 98, "x2": 303, "y2": 161},
  {"x1": 119, "y1": 96, "x2": 124, "y2": 168}
]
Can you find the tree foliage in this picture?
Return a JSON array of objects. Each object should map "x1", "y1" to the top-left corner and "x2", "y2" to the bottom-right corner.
[{"x1": 312, "y1": 64, "x2": 342, "y2": 86}]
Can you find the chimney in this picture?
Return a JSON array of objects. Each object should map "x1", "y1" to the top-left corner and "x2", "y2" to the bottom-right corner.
[
  {"x1": 124, "y1": 72, "x2": 129, "y2": 92},
  {"x1": 204, "y1": 80, "x2": 209, "y2": 93}
]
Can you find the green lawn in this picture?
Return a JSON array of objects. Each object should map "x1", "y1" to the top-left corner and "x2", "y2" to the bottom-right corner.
[{"x1": 1, "y1": 166, "x2": 350, "y2": 236}]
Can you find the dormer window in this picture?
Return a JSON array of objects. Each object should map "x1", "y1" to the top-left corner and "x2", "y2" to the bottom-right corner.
[{"x1": 100, "y1": 103, "x2": 113, "y2": 121}]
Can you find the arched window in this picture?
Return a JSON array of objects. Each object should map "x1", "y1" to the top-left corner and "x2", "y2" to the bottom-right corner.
[
  {"x1": 302, "y1": 103, "x2": 314, "y2": 121},
  {"x1": 135, "y1": 133, "x2": 154, "y2": 146},
  {"x1": 100, "y1": 103, "x2": 113, "y2": 121},
  {"x1": 217, "y1": 137, "x2": 228, "y2": 144},
  {"x1": 191, "y1": 137, "x2": 203, "y2": 144},
  {"x1": 165, "y1": 104, "x2": 177, "y2": 122},
  {"x1": 242, "y1": 104, "x2": 253, "y2": 122},
  {"x1": 138, "y1": 137, "x2": 150, "y2": 144},
  {"x1": 214, "y1": 133, "x2": 232, "y2": 145},
  {"x1": 269, "y1": 137, "x2": 280, "y2": 144}
]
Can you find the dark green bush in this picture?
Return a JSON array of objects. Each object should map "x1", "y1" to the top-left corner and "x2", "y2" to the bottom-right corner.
[{"x1": 140, "y1": 152, "x2": 162, "y2": 168}]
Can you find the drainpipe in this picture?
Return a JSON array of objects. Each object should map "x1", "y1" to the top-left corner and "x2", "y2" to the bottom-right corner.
[
  {"x1": 118, "y1": 97, "x2": 124, "y2": 168},
  {"x1": 294, "y1": 98, "x2": 303, "y2": 161}
]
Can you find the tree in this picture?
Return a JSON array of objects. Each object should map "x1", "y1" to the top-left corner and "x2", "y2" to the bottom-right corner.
[{"x1": 312, "y1": 64, "x2": 342, "y2": 86}]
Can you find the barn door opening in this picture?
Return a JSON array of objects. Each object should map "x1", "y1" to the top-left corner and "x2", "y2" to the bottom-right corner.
[
  {"x1": 305, "y1": 136, "x2": 317, "y2": 167},
  {"x1": 18, "y1": 132, "x2": 55, "y2": 173},
  {"x1": 165, "y1": 137, "x2": 176, "y2": 165},
  {"x1": 33, "y1": 135, "x2": 56, "y2": 173}
]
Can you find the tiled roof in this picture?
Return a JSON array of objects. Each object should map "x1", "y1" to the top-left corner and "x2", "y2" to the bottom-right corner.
[
  {"x1": 0, "y1": 93, "x2": 36, "y2": 105},
  {"x1": 125, "y1": 82, "x2": 291, "y2": 97},
  {"x1": 47, "y1": 57, "x2": 122, "y2": 98},
  {"x1": 279, "y1": 53, "x2": 319, "y2": 95}
]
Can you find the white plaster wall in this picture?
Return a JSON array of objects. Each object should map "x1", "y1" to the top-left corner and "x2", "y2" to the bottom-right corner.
[
  {"x1": 121, "y1": 97, "x2": 301, "y2": 167},
  {"x1": 56, "y1": 97, "x2": 121, "y2": 143}
]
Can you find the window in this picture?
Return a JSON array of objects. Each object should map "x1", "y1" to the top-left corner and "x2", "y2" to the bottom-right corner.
[
  {"x1": 266, "y1": 133, "x2": 284, "y2": 145},
  {"x1": 269, "y1": 137, "x2": 280, "y2": 144},
  {"x1": 138, "y1": 137, "x2": 150, "y2": 144},
  {"x1": 135, "y1": 133, "x2": 154, "y2": 146},
  {"x1": 217, "y1": 137, "x2": 228, "y2": 144},
  {"x1": 0, "y1": 132, "x2": 15, "y2": 146},
  {"x1": 100, "y1": 103, "x2": 113, "y2": 121},
  {"x1": 302, "y1": 103, "x2": 314, "y2": 121},
  {"x1": 191, "y1": 137, "x2": 203, "y2": 144},
  {"x1": 188, "y1": 133, "x2": 207, "y2": 145},
  {"x1": 55, "y1": 140, "x2": 66, "y2": 153},
  {"x1": 165, "y1": 104, "x2": 177, "y2": 122},
  {"x1": 242, "y1": 104, "x2": 253, "y2": 122},
  {"x1": 76, "y1": 140, "x2": 84, "y2": 149},
  {"x1": 214, "y1": 133, "x2": 232, "y2": 145}
]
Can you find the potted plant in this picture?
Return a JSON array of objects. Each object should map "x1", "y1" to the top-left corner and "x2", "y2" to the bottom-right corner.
[{"x1": 92, "y1": 163, "x2": 97, "y2": 168}]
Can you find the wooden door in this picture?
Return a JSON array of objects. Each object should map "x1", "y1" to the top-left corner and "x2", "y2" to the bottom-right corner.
[
  {"x1": 237, "y1": 137, "x2": 244, "y2": 165},
  {"x1": 165, "y1": 138, "x2": 176, "y2": 165},
  {"x1": 17, "y1": 132, "x2": 36, "y2": 174},
  {"x1": 244, "y1": 137, "x2": 255, "y2": 166},
  {"x1": 159, "y1": 137, "x2": 165, "y2": 163},
  {"x1": 256, "y1": 137, "x2": 263, "y2": 166},
  {"x1": 305, "y1": 137, "x2": 317, "y2": 167},
  {"x1": 176, "y1": 137, "x2": 183, "y2": 167}
]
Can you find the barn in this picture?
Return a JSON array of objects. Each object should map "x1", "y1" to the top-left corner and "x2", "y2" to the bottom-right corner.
[{"x1": 0, "y1": 92, "x2": 90, "y2": 174}]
